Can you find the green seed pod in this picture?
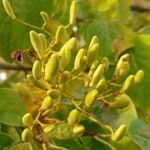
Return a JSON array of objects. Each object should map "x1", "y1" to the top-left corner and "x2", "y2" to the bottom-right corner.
[
  {"x1": 85, "y1": 90, "x2": 98, "y2": 108},
  {"x1": 109, "y1": 94, "x2": 130, "y2": 109},
  {"x1": 59, "y1": 47, "x2": 71, "y2": 71},
  {"x1": 118, "y1": 61, "x2": 130, "y2": 77},
  {"x1": 32, "y1": 60, "x2": 42, "y2": 80},
  {"x1": 111, "y1": 124, "x2": 127, "y2": 142},
  {"x1": 67, "y1": 109, "x2": 80, "y2": 126},
  {"x1": 21, "y1": 128, "x2": 33, "y2": 142},
  {"x1": 116, "y1": 54, "x2": 129, "y2": 72},
  {"x1": 29, "y1": 31, "x2": 43, "y2": 59},
  {"x1": 80, "y1": 56, "x2": 87, "y2": 70},
  {"x1": 59, "y1": 37, "x2": 77, "y2": 70},
  {"x1": 27, "y1": 74, "x2": 51, "y2": 90},
  {"x1": 40, "y1": 11, "x2": 50, "y2": 23},
  {"x1": 60, "y1": 71, "x2": 70, "y2": 83},
  {"x1": 101, "y1": 57, "x2": 109, "y2": 72},
  {"x1": 16, "y1": 82, "x2": 33, "y2": 101},
  {"x1": 134, "y1": 70, "x2": 144, "y2": 84},
  {"x1": 87, "y1": 43, "x2": 99, "y2": 67},
  {"x1": 69, "y1": 0, "x2": 77, "y2": 25},
  {"x1": 89, "y1": 36, "x2": 99, "y2": 49},
  {"x1": 55, "y1": 25, "x2": 66, "y2": 44},
  {"x1": 88, "y1": 60, "x2": 99, "y2": 77},
  {"x1": 90, "y1": 64, "x2": 104, "y2": 87},
  {"x1": 59, "y1": 37, "x2": 77, "y2": 54},
  {"x1": 22, "y1": 113, "x2": 34, "y2": 127},
  {"x1": 120, "y1": 75, "x2": 135, "y2": 93},
  {"x1": 40, "y1": 96, "x2": 52, "y2": 111},
  {"x1": 39, "y1": 33, "x2": 47, "y2": 52},
  {"x1": 73, "y1": 125, "x2": 84, "y2": 135},
  {"x1": 96, "y1": 79, "x2": 107, "y2": 92},
  {"x1": 115, "y1": 61, "x2": 130, "y2": 79},
  {"x1": 2, "y1": 0, "x2": 16, "y2": 20},
  {"x1": 44, "y1": 53, "x2": 60, "y2": 83},
  {"x1": 74, "y1": 48, "x2": 86, "y2": 70},
  {"x1": 47, "y1": 89, "x2": 60, "y2": 99},
  {"x1": 43, "y1": 124, "x2": 55, "y2": 133}
]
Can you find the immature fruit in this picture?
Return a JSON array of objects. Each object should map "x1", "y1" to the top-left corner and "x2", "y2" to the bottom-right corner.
[
  {"x1": 59, "y1": 37, "x2": 77, "y2": 70},
  {"x1": 40, "y1": 11, "x2": 50, "y2": 23},
  {"x1": 22, "y1": 113, "x2": 34, "y2": 127},
  {"x1": 101, "y1": 57, "x2": 109, "y2": 72},
  {"x1": 55, "y1": 26, "x2": 66, "y2": 43},
  {"x1": 109, "y1": 94, "x2": 130, "y2": 109},
  {"x1": 27, "y1": 74, "x2": 51, "y2": 90},
  {"x1": 39, "y1": 33, "x2": 47, "y2": 51},
  {"x1": 44, "y1": 53, "x2": 60, "y2": 83},
  {"x1": 47, "y1": 89, "x2": 60, "y2": 99},
  {"x1": 85, "y1": 90, "x2": 98, "y2": 108},
  {"x1": 73, "y1": 125, "x2": 84, "y2": 136},
  {"x1": 89, "y1": 36, "x2": 99, "y2": 49},
  {"x1": 22, "y1": 128, "x2": 33, "y2": 142},
  {"x1": 2, "y1": 0, "x2": 16, "y2": 20},
  {"x1": 120, "y1": 75, "x2": 135, "y2": 93},
  {"x1": 86, "y1": 43, "x2": 99, "y2": 68},
  {"x1": 74, "y1": 48, "x2": 86, "y2": 70},
  {"x1": 30, "y1": 31, "x2": 44, "y2": 59},
  {"x1": 115, "y1": 61, "x2": 130, "y2": 79},
  {"x1": 96, "y1": 79, "x2": 107, "y2": 92},
  {"x1": 67, "y1": 109, "x2": 80, "y2": 126},
  {"x1": 60, "y1": 71, "x2": 70, "y2": 83},
  {"x1": 69, "y1": 0, "x2": 77, "y2": 25},
  {"x1": 134, "y1": 70, "x2": 144, "y2": 83},
  {"x1": 90, "y1": 64, "x2": 104, "y2": 87},
  {"x1": 111, "y1": 124, "x2": 127, "y2": 142},
  {"x1": 116, "y1": 54, "x2": 129, "y2": 71},
  {"x1": 32, "y1": 60, "x2": 42, "y2": 80},
  {"x1": 88, "y1": 60, "x2": 99, "y2": 77},
  {"x1": 40, "y1": 96, "x2": 52, "y2": 111}
]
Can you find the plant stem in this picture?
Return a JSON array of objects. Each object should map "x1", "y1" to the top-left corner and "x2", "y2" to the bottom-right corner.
[
  {"x1": 15, "y1": 18, "x2": 53, "y2": 37},
  {"x1": 108, "y1": 82, "x2": 122, "y2": 87},
  {"x1": 87, "y1": 115, "x2": 113, "y2": 134},
  {"x1": 94, "y1": 135, "x2": 116, "y2": 150},
  {"x1": 0, "y1": 63, "x2": 31, "y2": 71},
  {"x1": 48, "y1": 143, "x2": 69, "y2": 150}
]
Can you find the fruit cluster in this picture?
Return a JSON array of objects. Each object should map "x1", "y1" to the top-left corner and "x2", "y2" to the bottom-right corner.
[{"x1": 2, "y1": 0, "x2": 144, "y2": 149}]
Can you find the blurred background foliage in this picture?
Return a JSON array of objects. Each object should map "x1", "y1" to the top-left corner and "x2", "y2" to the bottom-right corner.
[{"x1": 0, "y1": 0, "x2": 150, "y2": 149}]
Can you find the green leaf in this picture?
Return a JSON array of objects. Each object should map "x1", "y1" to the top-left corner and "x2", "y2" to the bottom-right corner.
[
  {"x1": 55, "y1": 139, "x2": 85, "y2": 150},
  {"x1": 8, "y1": 142, "x2": 33, "y2": 150},
  {"x1": 81, "y1": 136, "x2": 108, "y2": 150},
  {"x1": 0, "y1": 132, "x2": 14, "y2": 149},
  {"x1": 127, "y1": 119, "x2": 150, "y2": 150},
  {"x1": 0, "y1": 0, "x2": 54, "y2": 62},
  {"x1": 128, "y1": 34, "x2": 150, "y2": 110},
  {"x1": 82, "y1": 18, "x2": 113, "y2": 59},
  {"x1": 65, "y1": 78, "x2": 85, "y2": 100},
  {"x1": 92, "y1": 94, "x2": 137, "y2": 129},
  {"x1": 1, "y1": 124, "x2": 20, "y2": 140},
  {"x1": 113, "y1": 136, "x2": 139, "y2": 150},
  {"x1": 0, "y1": 88, "x2": 26, "y2": 126}
]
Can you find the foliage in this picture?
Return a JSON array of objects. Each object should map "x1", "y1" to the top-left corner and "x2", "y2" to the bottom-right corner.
[{"x1": 0, "y1": 0, "x2": 150, "y2": 149}]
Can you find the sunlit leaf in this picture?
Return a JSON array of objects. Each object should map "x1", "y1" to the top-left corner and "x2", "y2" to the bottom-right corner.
[
  {"x1": 0, "y1": 88, "x2": 26, "y2": 126},
  {"x1": 128, "y1": 119, "x2": 150, "y2": 150}
]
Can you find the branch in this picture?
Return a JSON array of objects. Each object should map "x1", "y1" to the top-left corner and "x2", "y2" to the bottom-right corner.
[
  {"x1": 130, "y1": 6, "x2": 150, "y2": 13},
  {"x1": 0, "y1": 63, "x2": 31, "y2": 71}
]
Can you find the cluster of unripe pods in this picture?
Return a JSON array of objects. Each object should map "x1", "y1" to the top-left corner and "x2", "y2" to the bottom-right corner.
[
  {"x1": 2, "y1": 0, "x2": 144, "y2": 148},
  {"x1": 20, "y1": 27, "x2": 144, "y2": 145}
]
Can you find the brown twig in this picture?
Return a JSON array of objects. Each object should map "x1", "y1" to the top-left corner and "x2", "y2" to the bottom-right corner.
[
  {"x1": 130, "y1": 6, "x2": 150, "y2": 13},
  {"x1": 0, "y1": 63, "x2": 31, "y2": 71}
]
